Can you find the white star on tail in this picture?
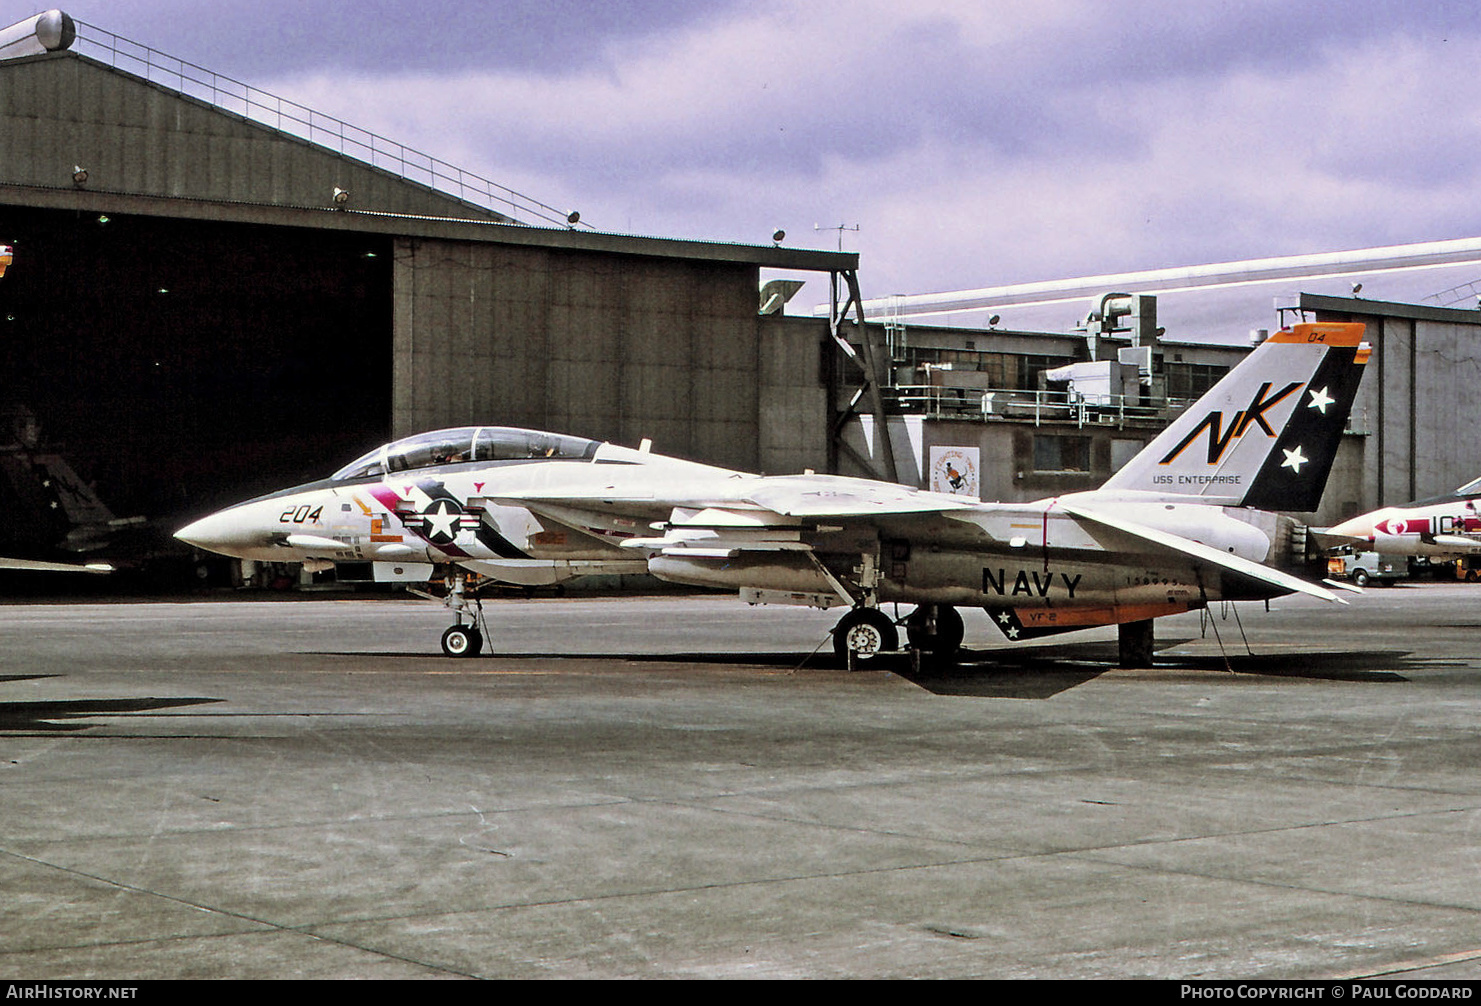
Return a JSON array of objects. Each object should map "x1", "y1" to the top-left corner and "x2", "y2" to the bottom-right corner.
[
  {"x1": 1308, "y1": 386, "x2": 1334, "y2": 413},
  {"x1": 1281, "y1": 446, "x2": 1309, "y2": 473}
]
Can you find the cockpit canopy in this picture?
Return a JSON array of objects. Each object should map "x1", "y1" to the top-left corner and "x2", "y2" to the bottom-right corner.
[{"x1": 330, "y1": 427, "x2": 601, "y2": 481}]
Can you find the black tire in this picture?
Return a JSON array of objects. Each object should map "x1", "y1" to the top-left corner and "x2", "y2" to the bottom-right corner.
[
  {"x1": 441, "y1": 624, "x2": 480, "y2": 658},
  {"x1": 904, "y1": 605, "x2": 965, "y2": 661},
  {"x1": 832, "y1": 608, "x2": 899, "y2": 663},
  {"x1": 1351, "y1": 568, "x2": 1369, "y2": 587}
]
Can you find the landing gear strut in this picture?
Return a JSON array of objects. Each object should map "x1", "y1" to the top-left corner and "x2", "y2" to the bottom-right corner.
[
  {"x1": 436, "y1": 568, "x2": 486, "y2": 658},
  {"x1": 1118, "y1": 618, "x2": 1155, "y2": 668}
]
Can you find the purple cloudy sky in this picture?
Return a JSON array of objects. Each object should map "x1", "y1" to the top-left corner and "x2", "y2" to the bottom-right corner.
[{"x1": 31, "y1": 0, "x2": 1481, "y2": 338}]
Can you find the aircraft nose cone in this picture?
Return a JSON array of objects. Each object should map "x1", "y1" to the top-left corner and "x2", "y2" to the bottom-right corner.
[
  {"x1": 175, "y1": 509, "x2": 256, "y2": 557},
  {"x1": 1329, "y1": 506, "x2": 1399, "y2": 540},
  {"x1": 1327, "y1": 515, "x2": 1373, "y2": 539}
]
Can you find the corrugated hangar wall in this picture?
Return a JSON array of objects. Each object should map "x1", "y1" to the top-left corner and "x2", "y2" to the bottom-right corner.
[
  {"x1": 0, "y1": 51, "x2": 499, "y2": 219},
  {"x1": 1307, "y1": 295, "x2": 1481, "y2": 512},
  {"x1": 1367, "y1": 318, "x2": 1481, "y2": 502},
  {"x1": 394, "y1": 240, "x2": 753, "y2": 463},
  {"x1": 391, "y1": 237, "x2": 829, "y2": 473}
]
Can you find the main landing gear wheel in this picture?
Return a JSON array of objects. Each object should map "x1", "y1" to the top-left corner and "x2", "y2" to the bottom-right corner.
[
  {"x1": 905, "y1": 604, "x2": 965, "y2": 662},
  {"x1": 441, "y1": 624, "x2": 482, "y2": 658},
  {"x1": 832, "y1": 607, "x2": 899, "y2": 664}
]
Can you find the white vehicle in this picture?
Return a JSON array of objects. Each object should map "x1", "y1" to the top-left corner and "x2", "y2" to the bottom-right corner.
[
  {"x1": 177, "y1": 323, "x2": 1369, "y2": 664},
  {"x1": 1326, "y1": 549, "x2": 1402, "y2": 587}
]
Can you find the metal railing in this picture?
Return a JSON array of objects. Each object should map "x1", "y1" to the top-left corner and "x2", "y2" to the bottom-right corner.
[
  {"x1": 886, "y1": 385, "x2": 1171, "y2": 428},
  {"x1": 71, "y1": 20, "x2": 582, "y2": 229},
  {"x1": 887, "y1": 384, "x2": 1372, "y2": 436}
]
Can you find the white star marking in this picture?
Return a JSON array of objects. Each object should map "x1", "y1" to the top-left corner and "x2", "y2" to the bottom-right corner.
[
  {"x1": 1007, "y1": 626, "x2": 1020, "y2": 639},
  {"x1": 1281, "y1": 446, "x2": 1308, "y2": 473},
  {"x1": 1307, "y1": 386, "x2": 1334, "y2": 414},
  {"x1": 998, "y1": 611, "x2": 1012, "y2": 624},
  {"x1": 424, "y1": 501, "x2": 460, "y2": 539}
]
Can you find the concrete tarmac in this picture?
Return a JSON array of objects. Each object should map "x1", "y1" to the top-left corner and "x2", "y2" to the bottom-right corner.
[{"x1": 2, "y1": 584, "x2": 1480, "y2": 979}]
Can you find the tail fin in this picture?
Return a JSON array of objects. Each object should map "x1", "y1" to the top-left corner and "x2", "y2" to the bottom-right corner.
[
  {"x1": 1101, "y1": 322, "x2": 1367, "y2": 512},
  {"x1": 33, "y1": 453, "x2": 117, "y2": 526}
]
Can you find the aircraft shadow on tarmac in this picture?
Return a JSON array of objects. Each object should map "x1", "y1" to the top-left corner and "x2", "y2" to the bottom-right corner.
[
  {"x1": 0, "y1": 694, "x2": 223, "y2": 732},
  {"x1": 314, "y1": 638, "x2": 1414, "y2": 700},
  {"x1": 890, "y1": 640, "x2": 1416, "y2": 697}
]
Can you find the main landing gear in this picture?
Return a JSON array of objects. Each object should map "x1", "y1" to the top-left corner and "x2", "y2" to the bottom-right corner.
[
  {"x1": 832, "y1": 607, "x2": 898, "y2": 662},
  {"x1": 831, "y1": 604, "x2": 964, "y2": 665},
  {"x1": 905, "y1": 604, "x2": 964, "y2": 661}
]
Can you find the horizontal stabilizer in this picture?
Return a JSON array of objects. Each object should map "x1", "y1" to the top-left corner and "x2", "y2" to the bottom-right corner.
[
  {"x1": 1058, "y1": 500, "x2": 1343, "y2": 603},
  {"x1": 0, "y1": 556, "x2": 112, "y2": 573}
]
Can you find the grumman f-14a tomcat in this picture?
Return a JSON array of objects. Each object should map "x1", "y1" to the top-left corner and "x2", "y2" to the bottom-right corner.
[{"x1": 176, "y1": 322, "x2": 1368, "y2": 664}]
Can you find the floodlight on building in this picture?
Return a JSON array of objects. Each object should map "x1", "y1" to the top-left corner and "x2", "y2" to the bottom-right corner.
[
  {"x1": 772, "y1": 229, "x2": 786, "y2": 245},
  {"x1": 1351, "y1": 282, "x2": 1363, "y2": 296},
  {"x1": 332, "y1": 187, "x2": 349, "y2": 208},
  {"x1": 987, "y1": 314, "x2": 1000, "y2": 327},
  {"x1": 566, "y1": 210, "x2": 580, "y2": 227},
  {"x1": 71, "y1": 166, "x2": 87, "y2": 187}
]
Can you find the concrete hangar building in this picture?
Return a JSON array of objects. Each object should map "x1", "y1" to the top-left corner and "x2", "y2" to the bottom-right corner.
[
  {"x1": 0, "y1": 11, "x2": 857, "y2": 526},
  {"x1": 2, "y1": 10, "x2": 1478, "y2": 540}
]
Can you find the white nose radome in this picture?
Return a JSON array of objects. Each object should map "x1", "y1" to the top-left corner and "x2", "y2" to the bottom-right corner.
[
  {"x1": 1327, "y1": 508, "x2": 1396, "y2": 541},
  {"x1": 174, "y1": 508, "x2": 261, "y2": 557}
]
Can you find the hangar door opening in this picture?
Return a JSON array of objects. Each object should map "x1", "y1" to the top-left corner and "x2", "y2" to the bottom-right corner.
[{"x1": 0, "y1": 207, "x2": 394, "y2": 524}]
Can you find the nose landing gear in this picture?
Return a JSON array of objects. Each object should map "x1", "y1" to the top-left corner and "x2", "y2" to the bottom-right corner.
[
  {"x1": 424, "y1": 568, "x2": 487, "y2": 657},
  {"x1": 441, "y1": 622, "x2": 483, "y2": 657}
]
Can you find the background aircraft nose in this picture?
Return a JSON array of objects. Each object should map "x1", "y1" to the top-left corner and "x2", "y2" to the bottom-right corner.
[{"x1": 1327, "y1": 515, "x2": 1375, "y2": 539}]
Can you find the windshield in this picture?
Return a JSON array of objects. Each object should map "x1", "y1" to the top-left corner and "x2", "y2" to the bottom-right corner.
[{"x1": 330, "y1": 427, "x2": 600, "y2": 481}]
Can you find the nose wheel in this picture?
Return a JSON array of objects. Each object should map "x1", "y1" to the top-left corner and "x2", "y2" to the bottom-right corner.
[{"x1": 441, "y1": 623, "x2": 483, "y2": 657}]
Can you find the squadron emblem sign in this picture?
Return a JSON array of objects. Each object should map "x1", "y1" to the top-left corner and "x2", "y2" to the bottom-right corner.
[{"x1": 929, "y1": 446, "x2": 979, "y2": 497}]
